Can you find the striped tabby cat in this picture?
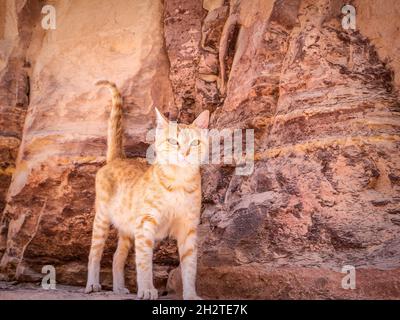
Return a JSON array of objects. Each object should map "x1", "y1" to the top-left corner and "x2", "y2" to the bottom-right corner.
[{"x1": 85, "y1": 81, "x2": 209, "y2": 300}]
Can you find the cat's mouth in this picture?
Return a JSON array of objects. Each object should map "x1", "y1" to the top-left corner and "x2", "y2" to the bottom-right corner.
[
  {"x1": 161, "y1": 153, "x2": 201, "y2": 166},
  {"x1": 177, "y1": 155, "x2": 201, "y2": 166}
]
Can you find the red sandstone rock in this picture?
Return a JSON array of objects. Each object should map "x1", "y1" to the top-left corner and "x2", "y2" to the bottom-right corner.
[{"x1": 0, "y1": 0, "x2": 399, "y2": 299}]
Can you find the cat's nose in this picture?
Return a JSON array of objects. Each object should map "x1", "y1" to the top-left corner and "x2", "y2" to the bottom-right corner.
[{"x1": 182, "y1": 148, "x2": 190, "y2": 157}]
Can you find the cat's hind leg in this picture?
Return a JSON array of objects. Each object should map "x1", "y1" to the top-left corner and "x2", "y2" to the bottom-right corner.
[
  {"x1": 112, "y1": 233, "x2": 132, "y2": 294},
  {"x1": 85, "y1": 206, "x2": 110, "y2": 293},
  {"x1": 134, "y1": 214, "x2": 159, "y2": 300}
]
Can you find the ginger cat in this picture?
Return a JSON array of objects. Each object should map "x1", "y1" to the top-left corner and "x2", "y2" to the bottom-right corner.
[{"x1": 85, "y1": 80, "x2": 209, "y2": 300}]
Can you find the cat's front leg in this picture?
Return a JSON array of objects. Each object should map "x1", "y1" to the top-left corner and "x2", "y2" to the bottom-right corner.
[
  {"x1": 134, "y1": 214, "x2": 158, "y2": 300},
  {"x1": 177, "y1": 225, "x2": 201, "y2": 300}
]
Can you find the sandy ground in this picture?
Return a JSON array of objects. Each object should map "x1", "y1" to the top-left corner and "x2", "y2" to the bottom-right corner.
[{"x1": 0, "y1": 282, "x2": 176, "y2": 300}]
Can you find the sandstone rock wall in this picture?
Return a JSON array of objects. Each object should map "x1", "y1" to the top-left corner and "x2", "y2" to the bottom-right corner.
[
  {"x1": 0, "y1": 0, "x2": 175, "y2": 288},
  {"x1": 0, "y1": 0, "x2": 399, "y2": 299}
]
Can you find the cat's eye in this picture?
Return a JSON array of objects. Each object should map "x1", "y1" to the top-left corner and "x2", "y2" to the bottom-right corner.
[
  {"x1": 167, "y1": 138, "x2": 179, "y2": 146},
  {"x1": 190, "y1": 139, "x2": 200, "y2": 147}
]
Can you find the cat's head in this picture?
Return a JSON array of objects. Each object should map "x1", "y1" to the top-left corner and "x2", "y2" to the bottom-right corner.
[{"x1": 154, "y1": 108, "x2": 209, "y2": 166}]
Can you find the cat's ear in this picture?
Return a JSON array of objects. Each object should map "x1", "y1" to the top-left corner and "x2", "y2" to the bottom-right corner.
[
  {"x1": 155, "y1": 107, "x2": 168, "y2": 129},
  {"x1": 192, "y1": 110, "x2": 210, "y2": 129}
]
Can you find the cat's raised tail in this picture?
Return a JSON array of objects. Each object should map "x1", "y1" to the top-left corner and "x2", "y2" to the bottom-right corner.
[{"x1": 96, "y1": 80, "x2": 125, "y2": 163}]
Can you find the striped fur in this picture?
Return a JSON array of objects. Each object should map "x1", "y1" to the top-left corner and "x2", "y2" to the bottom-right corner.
[
  {"x1": 96, "y1": 80, "x2": 125, "y2": 163},
  {"x1": 86, "y1": 81, "x2": 210, "y2": 300}
]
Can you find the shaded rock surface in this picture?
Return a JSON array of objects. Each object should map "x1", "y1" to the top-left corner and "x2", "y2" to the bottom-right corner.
[
  {"x1": 0, "y1": 281, "x2": 175, "y2": 300},
  {"x1": 0, "y1": 0, "x2": 399, "y2": 299}
]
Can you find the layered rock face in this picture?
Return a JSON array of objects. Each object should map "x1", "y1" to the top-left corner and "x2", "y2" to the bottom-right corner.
[
  {"x1": 0, "y1": 0, "x2": 175, "y2": 290},
  {"x1": 0, "y1": 0, "x2": 399, "y2": 299}
]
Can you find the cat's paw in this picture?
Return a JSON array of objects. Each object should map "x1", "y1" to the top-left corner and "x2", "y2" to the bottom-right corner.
[
  {"x1": 137, "y1": 287, "x2": 158, "y2": 300},
  {"x1": 85, "y1": 283, "x2": 102, "y2": 293},
  {"x1": 113, "y1": 287, "x2": 130, "y2": 294}
]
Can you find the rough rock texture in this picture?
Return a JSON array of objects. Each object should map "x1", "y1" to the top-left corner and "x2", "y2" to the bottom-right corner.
[
  {"x1": 0, "y1": 0, "x2": 36, "y2": 217},
  {"x1": 164, "y1": 0, "x2": 206, "y2": 123},
  {"x1": 0, "y1": 0, "x2": 399, "y2": 299},
  {"x1": 355, "y1": 0, "x2": 400, "y2": 89},
  {"x1": 0, "y1": 0, "x2": 176, "y2": 291},
  {"x1": 0, "y1": 281, "x2": 176, "y2": 300}
]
